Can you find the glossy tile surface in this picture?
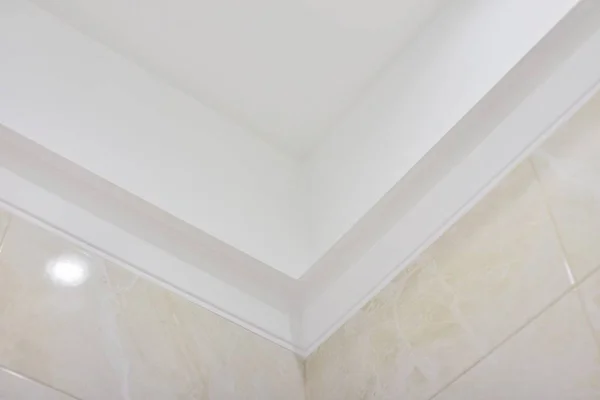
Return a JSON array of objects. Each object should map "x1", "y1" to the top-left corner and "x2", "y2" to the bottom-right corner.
[
  {"x1": 577, "y1": 268, "x2": 600, "y2": 346},
  {"x1": 0, "y1": 367, "x2": 74, "y2": 400},
  {"x1": 0, "y1": 216, "x2": 304, "y2": 400},
  {"x1": 306, "y1": 163, "x2": 572, "y2": 400},
  {"x1": 435, "y1": 292, "x2": 600, "y2": 400},
  {"x1": 427, "y1": 162, "x2": 570, "y2": 350},
  {"x1": 306, "y1": 259, "x2": 483, "y2": 400},
  {"x1": 531, "y1": 93, "x2": 600, "y2": 280}
]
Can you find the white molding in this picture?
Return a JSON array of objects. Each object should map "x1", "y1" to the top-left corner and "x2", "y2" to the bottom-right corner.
[
  {"x1": 302, "y1": 0, "x2": 580, "y2": 263},
  {"x1": 0, "y1": 0, "x2": 308, "y2": 277},
  {"x1": 0, "y1": 127, "x2": 300, "y2": 311},
  {"x1": 0, "y1": 164, "x2": 301, "y2": 353},
  {"x1": 0, "y1": 0, "x2": 599, "y2": 358},
  {"x1": 299, "y1": 2, "x2": 600, "y2": 355}
]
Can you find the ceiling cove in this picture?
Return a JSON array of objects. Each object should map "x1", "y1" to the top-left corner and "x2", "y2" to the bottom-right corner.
[{"x1": 1, "y1": 0, "x2": 599, "y2": 355}]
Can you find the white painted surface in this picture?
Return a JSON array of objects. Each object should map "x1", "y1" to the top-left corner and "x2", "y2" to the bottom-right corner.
[
  {"x1": 31, "y1": 0, "x2": 447, "y2": 157},
  {"x1": 303, "y1": 0, "x2": 580, "y2": 263},
  {"x1": 0, "y1": 0, "x2": 578, "y2": 278},
  {"x1": 0, "y1": 0, "x2": 309, "y2": 277}
]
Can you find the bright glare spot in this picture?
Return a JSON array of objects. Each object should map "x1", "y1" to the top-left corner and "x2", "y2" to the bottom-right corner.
[{"x1": 46, "y1": 255, "x2": 89, "y2": 287}]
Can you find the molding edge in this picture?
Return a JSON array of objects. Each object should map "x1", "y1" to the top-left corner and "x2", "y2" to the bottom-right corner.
[
  {"x1": 0, "y1": 166, "x2": 301, "y2": 353},
  {"x1": 299, "y1": 3, "x2": 600, "y2": 356}
]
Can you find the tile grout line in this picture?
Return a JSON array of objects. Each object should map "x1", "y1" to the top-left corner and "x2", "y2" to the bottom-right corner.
[
  {"x1": 529, "y1": 158, "x2": 600, "y2": 355},
  {"x1": 0, "y1": 214, "x2": 81, "y2": 399},
  {"x1": 426, "y1": 286, "x2": 567, "y2": 399},
  {"x1": 428, "y1": 253, "x2": 600, "y2": 400},
  {"x1": 573, "y1": 285, "x2": 600, "y2": 355},
  {"x1": 428, "y1": 159, "x2": 600, "y2": 399},
  {"x1": 528, "y1": 158, "x2": 577, "y2": 286},
  {"x1": 0, "y1": 364, "x2": 82, "y2": 400}
]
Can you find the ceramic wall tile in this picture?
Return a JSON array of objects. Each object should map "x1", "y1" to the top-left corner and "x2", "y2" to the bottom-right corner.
[
  {"x1": 426, "y1": 162, "x2": 571, "y2": 350},
  {"x1": 531, "y1": 92, "x2": 600, "y2": 280},
  {"x1": 434, "y1": 292, "x2": 600, "y2": 400},
  {"x1": 577, "y1": 267, "x2": 600, "y2": 346},
  {"x1": 306, "y1": 163, "x2": 572, "y2": 400},
  {"x1": 0, "y1": 216, "x2": 122, "y2": 400},
  {"x1": 0, "y1": 216, "x2": 304, "y2": 400},
  {"x1": 102, "y1": 265, "x2": 305, "y2": 400},
  {"x1": 306, "y1": 259, "x2": 483, "y2": 400},
  {"x1": 0, "y1": 366, "x2": 75, "y2": 400}
]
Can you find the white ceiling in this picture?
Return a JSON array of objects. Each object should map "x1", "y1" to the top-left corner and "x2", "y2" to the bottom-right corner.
[{"x1": 32, "y1": 0, "x2": 446, "y2": 157}]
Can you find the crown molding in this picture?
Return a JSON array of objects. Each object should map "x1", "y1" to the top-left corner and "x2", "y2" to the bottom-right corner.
[
  {"x1": 0, "y1": 163, "x2": 302, "y2": 352},
  {"x1": 299, "y1": 3, "x2": 600, "y2": 353},
  {"x1": 0, "y1": 0, "x2": 598, "y2": 358}
]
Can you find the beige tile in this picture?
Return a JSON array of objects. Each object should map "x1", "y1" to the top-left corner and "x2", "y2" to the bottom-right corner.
[
  {"x1": 306, "y1": 259, "x2": 484, "y2": 400},
  {"x1": 577, "y1": 267, "x2": 600, "y2": 346},
  {"x1": 104, "y1": 265, "x2": 305, "y2": 400},
  {"x1": 0, "y1": 366, "x2": 75, "y2": 400},
  {"x1": 306, "y1": 163, "x2": 573, "y2": 400},
  {"x1": 429, "y1": 162, "x2": 572, "y2": 350},
  {"x1": 389, "y1": 260, "x2": 486, "y2": 398},
  {"x1": 531, "y1": 92, "x2": 600, "y2": 280},
  {"x1": 0, "y1": 217, "x2": 124, "y2": 400},
  {"x1": 0, "y1": 216, "x2": 305, "y2": 400},
  {"x1": 435, "y1": 292, "x2": 600, "y2": 400}
]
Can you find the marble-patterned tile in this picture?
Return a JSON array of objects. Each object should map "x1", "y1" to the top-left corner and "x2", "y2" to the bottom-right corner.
[
  {"x1": 0, "y1": 215, "x2": 305, "y2": 400},
  {"x1": 531, "y1": 92, "x2": 600, "y2": 280},
  {"x1": 0, "y1": 216, "x2": 124, "y2": 400},
  {"x1": 103, "y1": 265, "x2": 305, "y2": 400},
  {"x1": 0, "y1": 366, "x2": 75, "y2": 400},
  {"x1": 306, "y1": 259, "x2": 485, "y2": 400},
  {"x1": 306, "y1": 163, "x2": 572, "y2": 400},
  {"x1": 428, "y1": 162, "x2": 571, "y2": 350},
  {"x1": 435, "y1": 292, "x2": 600, "y2": 400},
  {"x1": 577, "y1": 267, "x2": 600, "y2": 346}
]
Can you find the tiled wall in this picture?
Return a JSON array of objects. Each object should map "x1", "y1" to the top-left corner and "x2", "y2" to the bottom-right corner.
[
  {"x1": 0, "y1": 212, "x2": 305, "y2": 399},
  {"x1": 305, "y1": 92, "x2": 600, "y2": 400}
]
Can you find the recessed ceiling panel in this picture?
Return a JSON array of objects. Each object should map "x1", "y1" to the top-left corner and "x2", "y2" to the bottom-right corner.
[{"x1": 32, "y1": 0, "x2": 446, "y2": 157}]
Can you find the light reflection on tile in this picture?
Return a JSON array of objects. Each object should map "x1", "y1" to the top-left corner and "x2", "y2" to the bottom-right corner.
[
  {"x1": 434, "y1": 292, "x2": 600, "y2": 400},
  {"x1": 0, "y1": 217, "x2": 123, "y2": 399},
  {"x1": 0, "y1": 216, "x2": 305, "y2": 400},
  {"x1": 531, "y1": 92, "x2": 600, "y2": 281},
  {"x1": 0, "y1": 365, "x2": 75, "y2": 400},
  {"x1": 306, "y1": 163, "x2": 572, "y2": 400}
]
